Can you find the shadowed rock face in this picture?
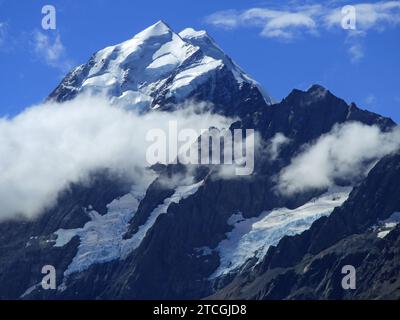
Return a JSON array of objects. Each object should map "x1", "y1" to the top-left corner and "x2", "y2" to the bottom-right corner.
[
  {"x1": 0, "y1": 171, "x2": 131, "y2": 299},
  {"x1": 1, "y1": 82, "x2": 397, "y2": 300},
  {"x1": 2, "y1": 84, "x2": 396, "y2": 300},
  {"x1": 211, "y1": 153, "x2": 400, "y2": 300}
]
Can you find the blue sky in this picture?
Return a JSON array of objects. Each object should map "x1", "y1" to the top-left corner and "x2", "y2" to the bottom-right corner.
[{"x1": 0, "y1": 0, "x2": 399, "y2": 122}]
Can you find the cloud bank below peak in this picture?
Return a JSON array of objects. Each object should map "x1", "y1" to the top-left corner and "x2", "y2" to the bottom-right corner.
[
  {"x1": 0, "y1": 95, "x2": 231, "y2": 221},
  {"x1": 277, "y1": 122, "x2": 400, "y2": 195}
]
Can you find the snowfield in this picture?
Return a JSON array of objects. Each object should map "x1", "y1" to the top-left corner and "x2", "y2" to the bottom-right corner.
[
  {"x1": 209, "y1": 186, "x2": 352, "y2": 279},
  {"x1": 53, "y1": 179, "x2": 204, "y2": 277}
]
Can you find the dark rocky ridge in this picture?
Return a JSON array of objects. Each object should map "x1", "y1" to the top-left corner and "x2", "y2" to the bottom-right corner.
[
  {"x1": 211, "y1": 152, "x2": 400, "y2": 299},
  {"x1": 0, "y1": 171, "x2": 131, "y2": 299},
  {"x1": 1, "y1": 82, "x2": 398, "y2": 299},
  {"x1": 5, "y1": 85, "x2": 395, "y2": 300}
]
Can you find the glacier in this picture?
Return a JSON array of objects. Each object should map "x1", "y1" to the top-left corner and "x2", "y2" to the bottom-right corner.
[
  {"x1": 53, "y1": 178, "x2": 204, "y2": 278},
  {"x1": 209, "y1": 186, "x2": 352, "y2": 279},
  {"x1": 54, "y1": 185, "x2": 146, "y2": 277}
]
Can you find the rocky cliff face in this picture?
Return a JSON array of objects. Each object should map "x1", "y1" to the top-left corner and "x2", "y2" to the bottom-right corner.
[{"x1": 211, "y1": 153, "x2": 400, "y2": 299}]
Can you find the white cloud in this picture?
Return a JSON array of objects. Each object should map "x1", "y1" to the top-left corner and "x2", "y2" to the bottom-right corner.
[
  {"x1": 32, "y1": 30, "x2": 72, "y2": 71},
  {"x1": 325, "y1": 1, "x2": 400, "y2": 30},
  {"x1": 348, "y1": 42, "x2": 365, "y2": 62},
  {"x1": 0, "y1": 95, "x2": 231, "y2": 221},
  {"x1": 206, "y1": 6, "x2": 321, "y2": 40},
  {"x1": 278, "y1": 122, "x2": 400, "y2": 195},
  {"x1": 267, "y1": 133, "x2": 291, "y2": 161},
  {"x1": 342, "y1": 28, "x2": 367, "y2": 62},
  {"x1": 206, "y1": 1, "x2": 400, "y2": 41},
  {"x1": 365, "y1": 93, "x2": 377, "y2": 105},
  {"x1": 204, "y1": 10, "x2": 239, "y2": 29}
]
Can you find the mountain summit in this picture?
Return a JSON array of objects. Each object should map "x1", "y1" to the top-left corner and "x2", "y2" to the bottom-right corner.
[{"x1": 48, "y1": 21, "x2": 273, "y2": 113}]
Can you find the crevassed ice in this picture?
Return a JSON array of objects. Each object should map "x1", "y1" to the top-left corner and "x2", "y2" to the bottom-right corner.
[
  {"x1": 54, "y1": 189, "x2": 144, "y2": 277},
  {"x1": 209, "y1": 186, "x2": 352, "y2": 279},
  {"x1": 53, "y1": 179, "x2": 204, "y2": 277}
]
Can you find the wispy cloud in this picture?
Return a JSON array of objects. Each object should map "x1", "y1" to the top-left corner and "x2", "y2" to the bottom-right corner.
[
  {"x1": 348, "y1": 42, "x2": 364, "y2": 62},
  {"x1": 32, "y1": 30, "x2": 72, "y2": 72},
  {"x1": 342, "y1": 29, "x2": 367, "y2": 63},
  {"x1": 205, "y1": 9, "x2": 240, "y2": 29},
  {"x1": 365, "y1": 93, "x2": 377, "y2": 105},
  {"x1": 206, "y1": 5, "x2": 321, "y2": 40},
  {"x1": 0, "y1": 22, "x2": 7, "y2": 47},
  {"x1": 277, "y1": 122, "x2": 400, "y2": 195},
  {"x1": 324, "y1": 1, "x2": 400, "y2": 30},
  {"x1": 205, "y1": 1, "x2": 400, "y2": 48},
  {"x1": 266, "y1": 132, "x2": 291, "y2": 161}
]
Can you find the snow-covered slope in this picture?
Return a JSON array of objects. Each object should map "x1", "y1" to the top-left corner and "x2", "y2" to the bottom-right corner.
[
  {"x1": 209, "y1": 187, "x2": 352, "y2": 279},
  {"x1": 48, "y1": 21, "x2": 273, "y2": 110},
  {"x1": 376, "y1": 212, "x2": 400, "y2": 238},
  {"x1": 52, "y1": 179, "x2": 204, "y2": 278}
]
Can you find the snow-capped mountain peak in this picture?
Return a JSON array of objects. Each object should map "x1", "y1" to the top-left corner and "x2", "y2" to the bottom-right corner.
[
  {"x1": 48, "y1": 21, "x2": 273, "y2": 112},
  {"x1": 178, "y1": 27, "x2": 274, "y2": 106},
  {"x1": 134, "y1": 20, "x2": 173, "y2": 40}
]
